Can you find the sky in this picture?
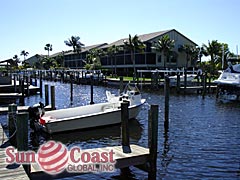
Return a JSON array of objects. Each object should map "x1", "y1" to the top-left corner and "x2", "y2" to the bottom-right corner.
[{"x1": 0, "y1": 0, "x2": 239, "y2": 61}]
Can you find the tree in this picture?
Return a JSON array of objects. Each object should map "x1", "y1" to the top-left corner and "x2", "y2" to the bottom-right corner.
[
  {"x1": 178, "y1": 44, "x2": 199, "y2": 68},
  {"x1": 12, "y1": 55, "x2": 20, "y2": 69},
  {"x1": 124, "y1": 34, "x2": 145, "y2": 77},
  {"x1": 152, "y1": 35, "x2": 174, "y2": 68},
  {"x1": 44, "y1": 44, "x2": 53, "y2": 56},
  {"x1": 64, "y1": 36, "x2": 84, "y2": 68},
  {"x1": 20, "y1": 50, "x2": 29, "y2": 61},
  {"x1": 85, "y1": 48, "x2": 103, "y2": 70},
  {"x1": 40, "y1": 57, "x2": 58, "y2": 70},
  {"x1": 106, "y1": 45, "x2": 120, "y2": 76},
  {"x1": 202, "y1": 40, "x2": 222, "y2": 72},
  {"x1": 64, "y1": 36, "x2": 84, "y2": 53}
]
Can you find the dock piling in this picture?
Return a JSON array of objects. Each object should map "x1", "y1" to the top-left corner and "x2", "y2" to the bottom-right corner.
[
  {"x1": 8, "y1": 104, "x2": 17, "y2": 146},
  {"x1": 40, "y1": 71, "x2": 43, "y2": 97},
  {"x1": 90, "y1": 76, "x2": 94, "y2": 105},
  {"x1": 121, "y1": 101, "x2": 131, "y2": 153},
  {"x1": 70, "y1": 77, "x2": 73, "y2": 104},
  {"x1": 148, "y1": 104, "x2": 159, "y2": 180},
  {"x1": 16, "y1": 112, "x2": 29, "y2": 151},
  {"x1": 164, "y1": 76, "x2": 170, "y2": 130},
  {"x1": 176, "y1": 73, "x2": 180, "y2": 94},
  {"x1": 45, "y1": 84, "x2": 49, "y2": 106},
  {"x1": 120, "y1": 76, "x2": 124, "y2": 94},
  {"x1": 51, "y1": 86, "x2": 56, "y2": 110}
]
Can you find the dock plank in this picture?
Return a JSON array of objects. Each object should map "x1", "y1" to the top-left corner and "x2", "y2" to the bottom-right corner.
[
  {"x1": 31, "y1": 144, "x2": 149, "y2": 173},
  {"x1": 0, "y1": 126, "x2": 29, "y2": 180},
  {"x1": 0, "y1": 105, "x2": 52, "y2": 114}
]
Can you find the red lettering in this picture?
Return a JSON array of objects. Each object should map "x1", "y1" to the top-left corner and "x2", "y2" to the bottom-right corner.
[
  {"x1": 5, "y1": 147, "x2": 15, "y2": 163},
  {"x1": 70, "y1": 147, "x2": 81, "y2": 163}
]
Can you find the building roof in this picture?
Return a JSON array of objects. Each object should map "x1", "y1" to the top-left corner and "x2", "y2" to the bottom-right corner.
[
  {"x1": 64, "y1": 43, "x2": 108, "y2": 55},
  {"x1": 102, "y1": 29, "x2": 197, "y2": 48}
]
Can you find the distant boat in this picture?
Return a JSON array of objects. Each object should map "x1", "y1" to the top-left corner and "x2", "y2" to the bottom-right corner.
[{"x1": 30, "y1": 84, "x2": 146, "y2": 134}]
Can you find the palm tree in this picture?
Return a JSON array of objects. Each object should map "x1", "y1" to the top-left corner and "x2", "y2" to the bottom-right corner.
[
  {"x1": 152, "y1": 35, "x2": 174, "y2": 68},
  {"x1": 64, "y1": 36, "x2": 84, "y2": 68},
  {"x1": 40, "y1": 57, "x2": 57, "y2": 70},
  {"x1": 106, "y1": 45, "x2": 120, "y2": 76},
  {"x1": 44, "y1": 44, "x2": 53, "y2": 57},
  {"x1": 202, "y1": 40, "x2": 222, "y2": 71},
  {"x1": 64, "y1": 36, "x2": 84, "y2": 53},
  {"x1": 20, "y1": 50, "x2": 29, "y2": 61},
  {"x1": 178, "y1": 44, "x2": 199, "y2": 68},
  {"x1": 123, "y1": 34, "x2": 145, "y2": 77},
  {"x1": 85, "y1": 48, "x2": 103, "y2": 70},
  {"x1": 12, "y1": 55, "x2": 20, "y2": 68}
]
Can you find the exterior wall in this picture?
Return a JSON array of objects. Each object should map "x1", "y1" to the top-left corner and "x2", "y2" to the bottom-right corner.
[{"x1": 61, "y1": 29, "x2": 198, "y2": 71}]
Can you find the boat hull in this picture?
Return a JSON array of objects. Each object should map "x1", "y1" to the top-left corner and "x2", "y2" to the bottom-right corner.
[{"x1": 41, "y1": 100, "x2": 145, "y2": 134}]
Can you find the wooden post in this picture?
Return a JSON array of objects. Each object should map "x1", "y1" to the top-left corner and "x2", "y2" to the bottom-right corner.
[
  {"x1": 120, "y1": 76, "x2": 124, "y2": 94},
  {"x1": 202, "y1": 73, "x2": 206, "y2": 99},
  {"x1": 70, "y1": 76, "x2": 73, "y2": 104},
  {"x1": 51, "y1": 86, "x2": 56, "y2": 110},
  {"x1": 148, "y1": 104, "x2": 158, "y2": 180},
  {"x1": 176, "y1": 73, "x2": 180, "y2": 94},
  {"x1": 26, "y1": 76, "x2": 29, "y2": 96},
  {"x1": 16, "y1": 112, "x2": 29, "y2": 151},
  {"x1": 184, "y1": 68, "x2": 187, "y2": 93},
  {"x1": 45, "y1": 84, "x2": 49, "y2": 106},
  {"x1": 13, "y1": 74, "x2": 16, "y2": 92},
  {"x1": 35, "y1": 72, "x2": 37, "y2": 86},
  {"x1": 121, "y1": 101, "x2": 131, "y2": 153},
  {"x1": 20, "y1": 78, "x2": 25, "y2": 106},
  {"x1": 164, "y1": 76, "x2": 170, "y2": 131},
  {"x1": 8, "y1": 104, "x2": 17, "y2": 146},
  {"x1": 90, "y1": 75, "x2": 94, "y2": 104},
  {"x1": 40, "y1": 71, "x2": 43, "y2": 97}
]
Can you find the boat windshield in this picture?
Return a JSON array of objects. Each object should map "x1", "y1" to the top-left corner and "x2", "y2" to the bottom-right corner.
[{"x1": 123, "y1": 83, "x2": 140, "y2": 95}]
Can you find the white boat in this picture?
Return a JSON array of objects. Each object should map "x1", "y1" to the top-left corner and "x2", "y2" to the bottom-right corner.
[
  {"x1": 168, "y1": 74, "x2": 197, "y2": 83},
  {"x1": 214, "y1": 63, "x2": 240, "y2": 101},
  {"x1": 34, "y1": 84, "x2": 145, "y2": 134},
  {"x1": 214, "y1": 63, "x2": 240, "y2": 86}
]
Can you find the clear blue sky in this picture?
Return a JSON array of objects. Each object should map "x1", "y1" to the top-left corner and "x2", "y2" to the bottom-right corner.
[{"x1": 0, "y1": 0, "x2": 239, "y2": 61}]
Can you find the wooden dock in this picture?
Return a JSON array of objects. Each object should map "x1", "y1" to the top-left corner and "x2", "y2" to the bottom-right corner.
[
  {"x1": 0, "y1": 105, "x2": 53, "y2": 114},
  {"x1": 30, "y1": 144, "x2": 149, "y2": 173},
  {"x1": 0, "y1": 126, "x2": 29, "y2": 179}
]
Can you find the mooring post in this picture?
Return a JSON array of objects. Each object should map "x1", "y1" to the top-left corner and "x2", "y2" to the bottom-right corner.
[
  {"x1": 16, "y1": 112, "x2": 29, "y2": 151},
  {"x1": 26, "y1": 76, "x2": 29, "y2": 96},
  {"x1": 176, "y1": 73, "x2": 180, "y2": 94},
  {"x1": 90, "y1": 75, "x2": 94, "y2": 105},
  {"x1": 13, "y1": 74, "x2": 16, "y2": 92},
  {"x1": 202, "y1": 72, "x2": 206, "y2": 99},
  {"x1": 120, "y1": 76, "x2": 124, "y2": 94},
  {"x1": 51, "y1": 86, "x2": 56, "y2": 110},
  {"x1": 121, "y1": 101, "x2": 131, "y2": 153},
  {"x1": 20, "y1": 78, "x2": 25, "y2": 106},
  {"x1": 16, "y1": 112, "x2": 30, "y2": 174},
  {"x1": 45, "y1": 84, "x2": 49, "y2": 106},
  {"x1": 40, "y1": 71, "x2": 43, "y2": 97},
  {"x1": 35, "y1": 71, "x2": 37, "y2": 86},
  {"x1": 164, "y1": 76, "x2": 170, "y2": 130},
  {"x1": 184, "y1": 68, "x2": 187, "y2": 93},
  {"x1": 70, "y1": 74, "x2": 73, "y2": 104},
  {"x1": 8, "y1": 104, "x2": 17, "y2": 147},
  {"x1": 148, "y1": 104, "x2": 158, "y2": 180}
]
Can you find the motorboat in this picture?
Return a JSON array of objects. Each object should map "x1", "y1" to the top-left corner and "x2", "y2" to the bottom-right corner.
[
  {"x1": 29, "y1": 84, "x2": 146, "y2": 134},
  {"x1": 214, "y1": 63, "x2": 240, "y2": 86},
  {"x1": 214, "y1": 63, "x2": 240, "y2": 101}
]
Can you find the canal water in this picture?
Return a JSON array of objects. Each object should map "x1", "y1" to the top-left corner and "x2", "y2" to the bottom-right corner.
[{"x1": 0, "y1": 80, "x2": 239, "y2": 179}]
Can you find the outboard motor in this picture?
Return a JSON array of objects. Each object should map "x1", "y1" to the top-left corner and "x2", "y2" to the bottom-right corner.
[{"x1": 28, "y1": 102, "x2": 45, "y2": 131}]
